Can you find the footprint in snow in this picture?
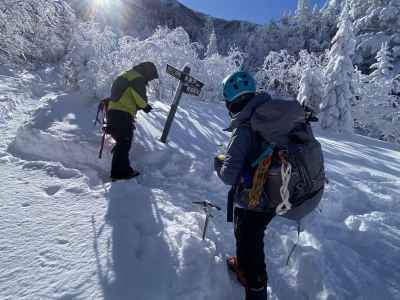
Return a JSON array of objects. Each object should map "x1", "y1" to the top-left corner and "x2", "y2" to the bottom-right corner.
[
  {"x1": 22, "y1": 161, "x2": 82, "y2": 179},
  {"x1": 55, "y1": 238, "x2": 69, "y2": 245},
  {"x1": 44, "y1": 185, "x2": 61, "y2": 196},
  {"x1": 53, "y1": 167, "x2": 82, "y2": 179},
  {"x1": 65, "y1": 187, "x2": 86, "y2": 194}
]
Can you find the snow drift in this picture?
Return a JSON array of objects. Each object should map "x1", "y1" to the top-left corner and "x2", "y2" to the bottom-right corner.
[{"x1": 2, "y1": 68, "x2": 399, "y2": 299}]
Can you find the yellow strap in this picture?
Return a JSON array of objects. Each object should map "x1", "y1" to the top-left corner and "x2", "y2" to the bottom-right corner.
[{"x1": 248, "y1": 155, "x2": 273, "y2": 209}]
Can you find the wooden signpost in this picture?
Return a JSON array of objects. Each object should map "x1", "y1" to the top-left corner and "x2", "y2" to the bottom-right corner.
[{"x1": 160, "y1": 64, "x2": 205, "y2": 143}]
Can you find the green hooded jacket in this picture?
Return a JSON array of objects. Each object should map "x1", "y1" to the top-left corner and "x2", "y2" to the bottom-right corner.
[{"x1": 108, "y1": 62, "x2": 158, "y2": 117}]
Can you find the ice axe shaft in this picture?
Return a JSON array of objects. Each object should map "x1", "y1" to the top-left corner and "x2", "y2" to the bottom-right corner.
[
  {"x1": 193, "y1": 201, "x2": 221, "y2": 241},
  {"x1": 202, "y1": 214, "x2": 210, "y2": 241}
]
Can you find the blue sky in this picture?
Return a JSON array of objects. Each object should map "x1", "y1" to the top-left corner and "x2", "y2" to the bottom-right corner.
[{"x1": 179, "y1": 0, "x2": 327, "y2": 24}]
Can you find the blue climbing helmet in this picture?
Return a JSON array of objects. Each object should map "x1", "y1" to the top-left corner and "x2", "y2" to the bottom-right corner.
[{"x1": 222, "y1": 71, "x2": 256, "y2": 103}]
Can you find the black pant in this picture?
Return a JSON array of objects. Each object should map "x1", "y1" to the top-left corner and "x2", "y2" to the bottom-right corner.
[
  {"x1": 107, "y1": 110, "x2": 134, "y2": 178},
  {"x1": 234, "y1": 207, "x2": 275, "y2": 289}
]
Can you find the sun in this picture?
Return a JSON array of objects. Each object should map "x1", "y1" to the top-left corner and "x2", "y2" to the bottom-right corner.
[
  {"x1": 93, "y1": 0, "x2": 112, "y2": 8},
  {"x1": 88, "y1": 0, "x2": 123, "y2": 16},
  {"x1": 85, "y1": 0, "x2": 125, "y2": 20}
]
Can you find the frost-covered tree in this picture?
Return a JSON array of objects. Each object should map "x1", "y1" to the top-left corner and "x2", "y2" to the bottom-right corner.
[
  {"x1": 320, "y1": 2, "x2": 357, "y2": 133},
  {"x1": 256, "y1": 49, "x2": 325, "y2": 98},
  {"x1": 352, "y1": 48, "x2": 400, "y2": 144},
  {"x1": 349, "y1": 0, "x2": 400, "y2": 70},
  {"x1": 0, "y1": 0, "x2": 75, "y2": 64},
  {"x1": 64, "y1": 24, "x2": 243, "y2": 101},
  {"x1": 353, "y1": 72, "x2": 400, "y2": 144},
  {"x1": 324, "y1": 0, "x2": 344, "y2": 18},
  {"x1": 256, "y1": 50, "x2": 297, "y2": 97},
  {"x1": 370, "y1": 42, "x2": 394, "y2": 81},
  {"x1": 205, "y1": 28, "x2": 219, "y2": 57},
  {"x1": 366, "y1": 42, "x2": 395, "y2": 100},
  {"x1": 296, "y1": 0, "x2": 311, "y2": 21},
  {"x1": 297, "y1": 66, "x2": 324, "y2": 114}
]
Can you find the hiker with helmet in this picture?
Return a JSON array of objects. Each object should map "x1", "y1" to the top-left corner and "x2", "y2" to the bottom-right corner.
[
  {"x1": 102, "y1": 62, "x2": 159, "y2": 181},
  {"x1": 214, "y1": 71, "x2": 325, "y2": 300}
]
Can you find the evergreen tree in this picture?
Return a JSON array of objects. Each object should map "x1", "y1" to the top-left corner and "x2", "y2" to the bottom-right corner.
[
  {"x1": 297, "y1": 65, "x2": 324, "y2": 115},
  {"x1": 296, "y1": 0, "x2": 311, "y2": 20},
  {"x1": 366, "y1": 42, "x2": 394, "y2": 100},
  {"x1": 205, "y1": 28, "x2": 219, "y2": 57},
  {"x1": 370, "y1": 42, "x2": 394, "y2": 81},
  {"x1": 320, "y1": 1, "x2": 357, "y2": 133}
]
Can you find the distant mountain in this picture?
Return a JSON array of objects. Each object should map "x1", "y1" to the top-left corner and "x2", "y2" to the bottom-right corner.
[
  {"x1": 67, "y1": 0, "x2": 400, "y2": 72},
  {"x1": 69, "y1": 0, "x2": 257, "y2": 40},
  {"x1": 67, "y1": 0, "x2": 262, "y2": 66}
]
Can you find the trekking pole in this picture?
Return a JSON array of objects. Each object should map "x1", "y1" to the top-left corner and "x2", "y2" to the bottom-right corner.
[
  {"x1": 94, "y1": 105, "x2": 102, "y2": 126},
  {"x1": 96, "y1": 100, "x2": 109, "y2": 159},
  {"x1": 98, "y1": 130, "x2": 106, "y2": 159},
  {"x1": 193, "y1": 201, "x2": 222, "y2": 240}
]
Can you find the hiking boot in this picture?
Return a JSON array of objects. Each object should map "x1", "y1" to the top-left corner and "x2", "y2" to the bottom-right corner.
[
  {"x1": 111, "y1": 170, "x2": 140, "y2": 181},
  {"x1": 127, "y1": 169, "x2": 140, "y2": 177},
  {"x1": 245, "y1": 287, "x2": 268, "y2": 300},
  {"x1": 227, "y1": 256, "x2": 248, "y2": 287}
]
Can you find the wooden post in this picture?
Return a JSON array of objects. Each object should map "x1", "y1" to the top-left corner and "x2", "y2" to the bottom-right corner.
[{"x1": 160, "y1": 65, "x2": 191, "y2": 143}]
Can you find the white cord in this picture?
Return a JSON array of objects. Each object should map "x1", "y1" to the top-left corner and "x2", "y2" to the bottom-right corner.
[{"x1": 276, "y1": 162, "x2": 292, "y2": 215}]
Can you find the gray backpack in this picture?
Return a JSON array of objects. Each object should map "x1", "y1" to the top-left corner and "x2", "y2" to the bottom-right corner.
[{"x1": 249, "y1": 98, "x2": 325, "y2": 221}]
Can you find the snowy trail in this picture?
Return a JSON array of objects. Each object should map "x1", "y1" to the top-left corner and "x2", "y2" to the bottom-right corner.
[
  {"x1": 0, "y1": 71, "x2": 241, "y2": 300},
  {"x1": 0, "y1": 70, "x2": 106, "y2": 299},
  {"x1": 1, "y1": 69, "x2": 400, "y2": 300}
]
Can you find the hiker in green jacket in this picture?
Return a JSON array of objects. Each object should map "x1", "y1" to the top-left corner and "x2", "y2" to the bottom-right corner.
[{"x1": 106, "y1": 62, "x2": 159, "y2": 181}]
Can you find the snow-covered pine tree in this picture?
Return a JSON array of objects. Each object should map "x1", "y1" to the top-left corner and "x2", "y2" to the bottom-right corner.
[
  {"x1": 320, "y1": 1, "x2": 357, "y2": 133},
  {"x1": 297, "y1": 65, "x2": 324, "y2": 115},
  {"x1": 296, "y1": 0, "x2": 311, "y2": 21},
  {"x1": 323, "y1": 0, "x2": 344, "y2": 21},
  {"x1": 349, "y1": 0, "x2": 400, "y2": 71},
  {"x1": 205, "y1": 28, "x2": 219, "y2": 57},
  {"x1": 370, "y1": 42, "x2": 394, "y2": 81},
  {"x1": 286, "y1": 0, "x2": 312, "y2": 52},
  {"x1": 367, "y1": 42, "x2": 395, "y2": 100}
]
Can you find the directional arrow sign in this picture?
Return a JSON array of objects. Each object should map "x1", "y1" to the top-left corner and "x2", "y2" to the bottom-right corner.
[
  {"x1": 182, "y1": 74, "x2": 204, "y2": 89},
  {"x1": 166, "y1": 64, "x2": 204, "y2": 90},
  {"x1": 161, "y1": 64, "x2": 205, "y2": 143},
  {"x1": 166, "y1": 64, "x2": 183, "y2": 80},
  {"x1": 182, "y1": 84, "x2": 202, "y2": 96}
]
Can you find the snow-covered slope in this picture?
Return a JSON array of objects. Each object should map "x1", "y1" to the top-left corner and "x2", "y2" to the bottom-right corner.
[{"x1": 1, "y1": 69, "x2": 400, "y2": 300}]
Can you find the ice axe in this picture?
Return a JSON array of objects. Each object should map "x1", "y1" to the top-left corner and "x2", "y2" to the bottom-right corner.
[{"x1": 193, "y1": 200, "x2": 222, "y2": 240}]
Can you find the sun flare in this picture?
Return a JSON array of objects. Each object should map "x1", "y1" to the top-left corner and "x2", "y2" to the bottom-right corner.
[
  {"x1": 93, "y1": 0, "x2": 111, "y2": 8},
  {"x1": 87, "y1": 0, "x2": 125, "y2": 17}
]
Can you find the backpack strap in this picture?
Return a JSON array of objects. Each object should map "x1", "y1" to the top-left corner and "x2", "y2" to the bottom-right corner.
[
  {"x1": 247, "y1": 144, "x2": 275, "y2": 209},
  {"x1": 238, "y1": 122, "x2": 275, "y2": 210},
  {"x1": 275, "y1": 150, "x2": 293, "y2": 215}
]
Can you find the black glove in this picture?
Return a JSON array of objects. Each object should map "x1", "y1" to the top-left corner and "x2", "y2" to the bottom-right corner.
[
  {"x1": 214, "y1": 154, "x2": 225, "y2": 174},
  {"x1": 143, "y1": 104, "x2": 153, "y2": 114}
]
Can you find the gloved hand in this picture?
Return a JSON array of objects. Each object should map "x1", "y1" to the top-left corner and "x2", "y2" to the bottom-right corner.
[
  {"x1": 143, "y1": 104, "x2": 153, "y2": 114},
  {"x1": 214, "y1": 154, "x2": 225, "y2": 174}
]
